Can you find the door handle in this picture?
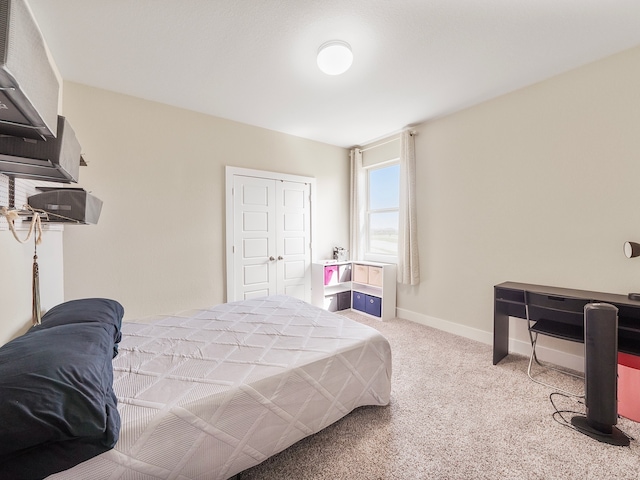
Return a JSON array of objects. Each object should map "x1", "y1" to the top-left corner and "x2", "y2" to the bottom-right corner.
[
  {"x1": 269, "y1": 256, "x2": 275, "y2": 261},
  {"x1": 278, "y1": 256, "x2": 283, "y2": 260}
]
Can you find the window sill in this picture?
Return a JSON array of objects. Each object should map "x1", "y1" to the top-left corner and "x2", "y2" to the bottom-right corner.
[{"x1": 362, "y1": 253, "x2": 397, "y2": 265}]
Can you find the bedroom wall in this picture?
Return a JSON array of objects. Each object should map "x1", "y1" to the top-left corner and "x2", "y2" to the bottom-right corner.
[
  {"x1": 0, "y1": 229, "x2": 64, "y2": 345},
  {"x1": 59, "y1": 82, "x2": 349, "y2": 320},
  {"x1": 398, "y1": 45, "x2": 640, "y2": 361}
]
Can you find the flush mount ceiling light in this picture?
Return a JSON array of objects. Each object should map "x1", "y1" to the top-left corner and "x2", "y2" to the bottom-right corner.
[{"x1": 317, "y1": 40, "x2": 353, "y2": 75}]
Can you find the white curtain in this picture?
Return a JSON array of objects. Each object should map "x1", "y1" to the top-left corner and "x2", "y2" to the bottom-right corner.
[
  {"x1": 398, "y1": 130, "x2": 420, "y2": 285},
  {"x1": 349, "y1": 148, "x2": 365, "y2": 261}
]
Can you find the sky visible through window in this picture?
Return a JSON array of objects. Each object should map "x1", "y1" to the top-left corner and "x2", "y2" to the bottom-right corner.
[{"x1": 368, "y1": 164, "x2": 399, "y2": 255}]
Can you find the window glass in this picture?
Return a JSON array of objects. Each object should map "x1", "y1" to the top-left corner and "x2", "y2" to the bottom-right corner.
[
  {"x1": 369, "y1": 165, "x2": 399, "y2": 210},
  {"x1": 369, "y1": 211, "x2": 399, "y2": 255},
  {"x1": 367, "y1": 163, "x2": 399, "y2": 259}
]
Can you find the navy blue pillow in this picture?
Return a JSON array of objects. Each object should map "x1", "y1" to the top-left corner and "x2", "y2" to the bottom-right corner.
[
  {"x1": 34, "y1": 297, "x2": 124, "y2": 357},
  {"x1": 0, "y1": 298, "x2": 123, "y2": 479}
]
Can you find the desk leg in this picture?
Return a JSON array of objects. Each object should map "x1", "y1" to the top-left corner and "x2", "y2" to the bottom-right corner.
[{"x1": 493, "y1": 299, "x2": 509, "y2": 365}]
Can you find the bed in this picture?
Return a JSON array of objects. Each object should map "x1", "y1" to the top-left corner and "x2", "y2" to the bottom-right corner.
[{"x1": 0, "y1": 295, "x2": 392, "y2": 479}]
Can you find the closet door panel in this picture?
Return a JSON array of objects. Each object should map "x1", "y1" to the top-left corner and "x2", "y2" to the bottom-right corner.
[
  {"x1": 233, "y1": 176, "x2": 277, "y2": 300},
  {"x1": 227, "y1": 169, "x2": 313, "y2": 303},
  {"x1": 275, "y1": 181, "x2": 311, "y2": 302}
]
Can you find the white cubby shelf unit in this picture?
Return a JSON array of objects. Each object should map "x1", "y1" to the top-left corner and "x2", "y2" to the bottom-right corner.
[{"x1": 311, "y1": 260, "x2": 397, "y2": 321}]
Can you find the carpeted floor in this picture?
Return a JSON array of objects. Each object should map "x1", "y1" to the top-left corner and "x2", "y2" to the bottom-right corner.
[{"x1": 240, "y1": 311, "x2": 640, "y2": 479}]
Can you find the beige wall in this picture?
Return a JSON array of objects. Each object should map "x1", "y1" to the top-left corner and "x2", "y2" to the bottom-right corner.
[
  {"x1": 0, "y1": 229, "x2": 64, "y2": 345},
  {"x1": 60, "y1": 83, "x2": 349, "y2": 320},
  {"x1": 399, "y1": 46, "x2": 640, "y2": 348}
]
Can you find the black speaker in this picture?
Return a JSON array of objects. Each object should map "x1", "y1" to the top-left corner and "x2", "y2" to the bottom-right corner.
[{"x1": 571, "y1": 303, "x2": 629, "y2": 446}]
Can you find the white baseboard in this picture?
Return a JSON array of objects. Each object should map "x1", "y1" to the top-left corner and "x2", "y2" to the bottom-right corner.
[{"x1": 395, "y1": 307, "x2": 585, "y2": 373}]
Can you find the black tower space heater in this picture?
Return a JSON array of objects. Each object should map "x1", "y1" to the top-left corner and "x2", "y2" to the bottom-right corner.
[{"x1": 571, "y1": 303, "x2": 629, "y2": 446}]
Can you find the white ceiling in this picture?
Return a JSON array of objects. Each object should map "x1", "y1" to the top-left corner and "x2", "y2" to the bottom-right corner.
[{"x1": 26, "y1": 0, "x2": 640, "y2": 148}]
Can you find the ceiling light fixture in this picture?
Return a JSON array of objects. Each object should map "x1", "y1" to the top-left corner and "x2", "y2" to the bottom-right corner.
[{"x1": 317, "y1": 40, "x2": 353, "y2": 75}]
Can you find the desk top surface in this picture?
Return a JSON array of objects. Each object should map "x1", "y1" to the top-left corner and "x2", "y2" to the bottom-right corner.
[{"x1": 495, "y1": 281, "x2": 640, "y2": 308}]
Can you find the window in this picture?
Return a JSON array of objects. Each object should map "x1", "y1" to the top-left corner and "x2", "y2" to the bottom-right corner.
[{"x1": 365, "y1": 161, "x2": 399, "y2": 261}]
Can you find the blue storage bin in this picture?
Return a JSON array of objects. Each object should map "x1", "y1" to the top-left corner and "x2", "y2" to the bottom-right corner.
[
  {"x1": 365, "y1": 295, "x2": 382, "y2": 317},
  {"x1": 352, "y1": 291, "x2": 366, "y2": 312}
]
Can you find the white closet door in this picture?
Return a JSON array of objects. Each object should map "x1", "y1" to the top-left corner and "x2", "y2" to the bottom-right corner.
[
  {"x1": 233, "y1": 175, "x2": 277, "y2": 300},
  {"x1": 276, "y1": 180, "x2": 311, "y2": 301},
  {"x1": 228, "y1": 169, "x2": 313, "y2": 303}
]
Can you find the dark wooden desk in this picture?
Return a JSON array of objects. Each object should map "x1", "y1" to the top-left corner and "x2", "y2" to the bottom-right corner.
[{"x1": 493, "y1": 281, "x2": 640, "y2": 365}]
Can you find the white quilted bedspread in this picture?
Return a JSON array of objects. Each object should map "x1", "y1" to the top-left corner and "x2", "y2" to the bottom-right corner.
[{"x1": 48, "y1": 296, "x2": 392, "y2": 480}]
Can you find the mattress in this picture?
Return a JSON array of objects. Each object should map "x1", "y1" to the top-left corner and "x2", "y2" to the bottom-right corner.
[{"x1": 48, "y1": 295, "x2": 392, "y2": 480}]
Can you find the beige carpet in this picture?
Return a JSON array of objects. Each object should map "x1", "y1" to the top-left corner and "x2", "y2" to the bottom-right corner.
[{"x1": 240, "y1": 311, "x2": 640, "y2": 480}]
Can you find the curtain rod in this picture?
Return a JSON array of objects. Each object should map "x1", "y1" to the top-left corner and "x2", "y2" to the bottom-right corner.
[{"x1": 358, "y1": 131, "x2": 417, "y2": 153}]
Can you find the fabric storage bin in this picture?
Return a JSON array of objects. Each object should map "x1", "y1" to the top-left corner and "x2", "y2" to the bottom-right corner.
[
  {"x1": 618, "y1": 352, "x2": 640, "y2": 422},
  {"x1": 365, "y1": 295, "x2": 382, "y2": 317},
  {"x1": 339, "y1": 264, "x2": 352, "y2": 282},
  {"x1": 324, "y1": 294, "x2": 338, "y2": 312},
  {"x1": 352, "y1": 291, "x2": 366, "y2": 312},
  {"x1": 353, "y1": 264, "x2": 369, "y2": 283},
  {"x1": 368, "y1": 266, "x2": 383, "y2": 287},
  {"x1": 324, "y1": 265, "x2": 338, "y2": 286},
  {"x1": 337, "y1": 291, "x2": 351, "y2": 311}
]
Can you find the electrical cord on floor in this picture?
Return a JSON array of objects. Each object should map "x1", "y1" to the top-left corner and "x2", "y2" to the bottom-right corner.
[
  {"x1": 550, "y1": 392, "x2": 584, "y2": 430},
  {"x1": 549, "y1": 392, "x2": 635, "y2": 442}
]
